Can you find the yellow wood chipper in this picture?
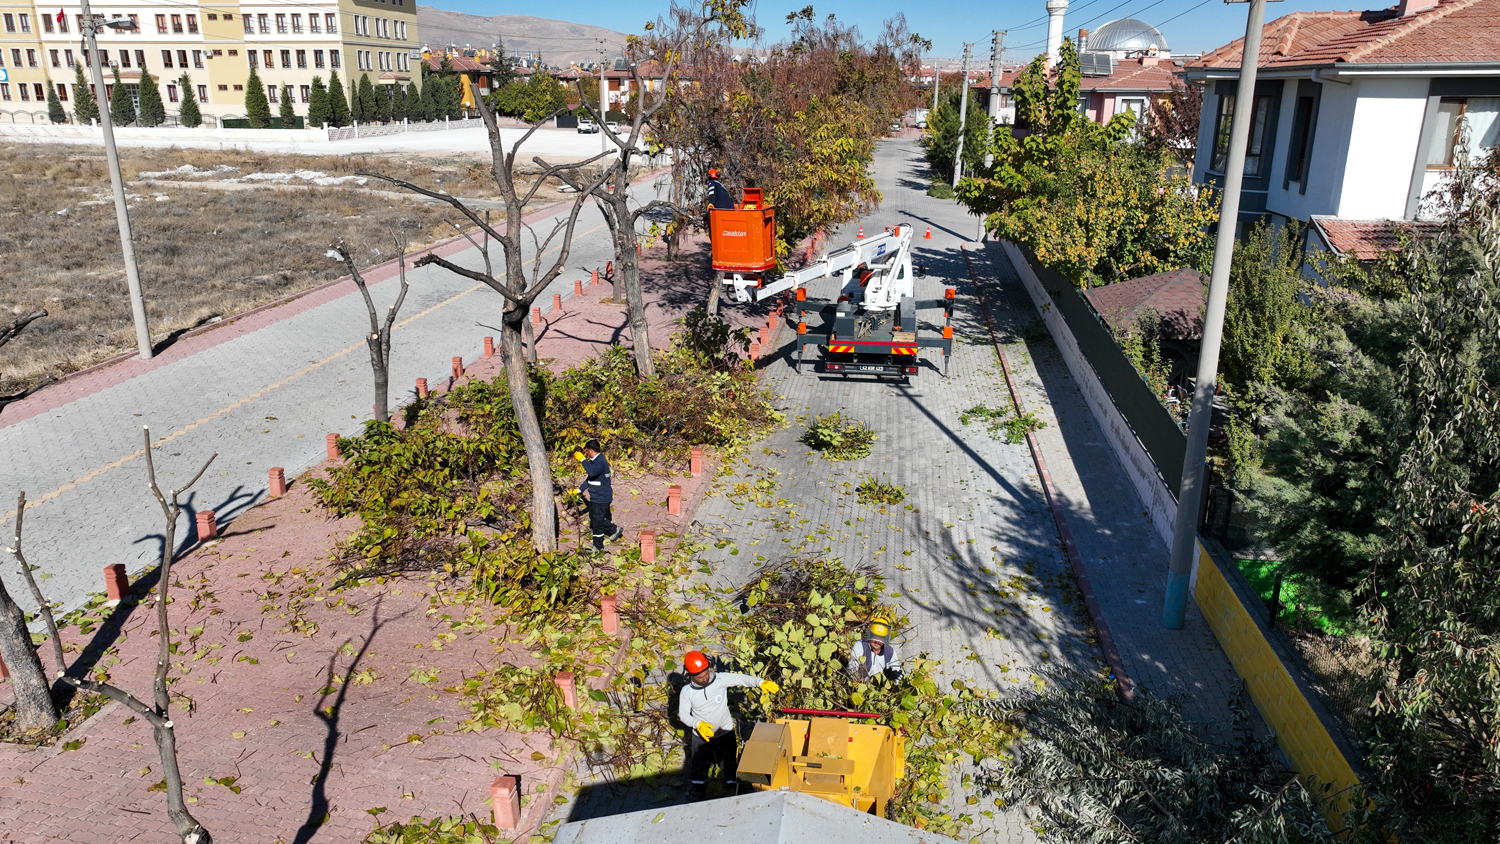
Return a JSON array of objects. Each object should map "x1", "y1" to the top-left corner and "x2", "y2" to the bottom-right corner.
[{"x1": 735, "y1": 709, "x2": 906, "y2": 817}]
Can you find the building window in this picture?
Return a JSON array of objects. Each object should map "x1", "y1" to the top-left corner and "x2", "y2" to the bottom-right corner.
[
  {"x1": 193, "y1": 50, "x2": 203, "y2": 69},
  {"x1": 32, "y1": 82, "x2": 43, "y2": 100},
  {"x1": 246, "y1": 50, "x2": 255, "y2": 68},
  {"x1": 243, "y1": 14, "x2": 253, "y2": 34},
  {"x1": 300, "y1": 84, "x2": 310, "y2": 102},
  {"x1": 207, "y1": 14, "x2": 217, "y2": 21},
  {"x1": 163, "y1": 49, "x2": 174, "y2": 68},
  {"x1": 1286, "y1": 95, "x2": 1317, "y2": 183},
  {"x1": 19, "y1": 83, "x2": 30, "y2": 101},
  {"x1": 26, "y1": 49, "x2": 38, "y2": 68},
  {"x1": 1209, "y1": 94, "x2": 1272, "y2": 176},
  {"x1": 0, "y1": 83, "x2": 10, "y2": 101},
  {"x1": 50, "y1": 48, "x2": 60, "y2": 67},
  {"x1": 167, "y1": 83, "x2": 178, "y2": 102},
  {"x1": 129, "y1": 14, "x2": 139, "y2": 33},
  {"x1": 136, "y1": 50, "x2": 146, "y2": 69},
  {"x1": 291, "y1": 13, "x2": 302, "y2": 33},
  {"x1": 198, "y1": 84, "x2": 208, "y2": 101},
  {"x1": 43, "y1": 13, "x2": 53, "y2": 33},
  {"x1": 296, "y1": 49, "x2": 307, "y2": 68},
  {"x1": 187, "y1": 14, "x2": 197, "y2": 33},
  {"x1": 118, "y1": 49, "x2": 130, "y2": 68},
  {"x1": 227, "y1": 49, "x2": 237, "y2": 56},
  {"x1": 233, "y1": 84, "x2": 243, "y2": 91},
  {"x1": 65, "y1": 49, "x2": 74, "y2": 67},
  {"x1": 1426, "y1": 98, "x2": 1500, "y2": 168},
  {"x1": 19, "y1": 12, "x2": 30, "y2": 32},
  {"x1": 177, "y1": 50, "x2": 188, "y2": 68},
  {"x1": 223, "y1": 14, "x2": 232, "y2": 21},
  {"x1": 218, "y1": 83, "x2": 228, "y2": 91},
  {"x1": 314, "y1": 49, "x2": 325, "y2": 69},
  {"x1": 267, "y1": 84, "x2": 278, "y2": 103},
  {"x1": 276, "y1": 13, "x2": 287, "y2": 34},
  {"x1": 258, "y1": 14, "x2": 269, "y2": 34},
  {"x1": 326, "y1": 13, "x2": 338, "y2": 33},
  {"x1": 280, "y1": 49, "x2": 290, "y2": 68},
  {"x1": 2, "y1": 14, "x2": 13, "y2": 33},
  {"x1": 171, "y1": 14, "x2": 183, "y2": 33},
  {"x1": 264, "y1": 49, "x2": 274, "y2": 68},
  {"x1": 309, "y1": 15, "x2": 321, "y2": 33},
  {"x1": 58, "y1": 14, "x2": 68, "y2": 33},
  {"x1": 330, "y1": 50, "x2": 341, "y2": 69},
  {"x1": 57, "y1": 83, "x2": 67, "y2": 101},
  {"x1": 10, "y1": 48, "x2": 21, "y2": 67}
]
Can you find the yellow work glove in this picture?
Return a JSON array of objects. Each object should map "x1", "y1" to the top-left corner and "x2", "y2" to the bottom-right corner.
[
  {"x1": 696, "y1": 721, "x2": 716, "y2": 741},
  {"x1": 759, "y1": 680, "x2": 780, "y2": 694},
  {"x1": 573, "y1": 451, "x2": 585, "y2": 462}
]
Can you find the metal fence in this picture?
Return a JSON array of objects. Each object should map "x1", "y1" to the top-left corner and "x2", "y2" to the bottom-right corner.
[{"x1": 1019, "y1": 247, "x2": 1190, "y2": 495}]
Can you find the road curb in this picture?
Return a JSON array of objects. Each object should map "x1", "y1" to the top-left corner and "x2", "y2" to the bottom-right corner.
[{"x1": 961, "y1": 244, "x2": 1136, "y2": 703}]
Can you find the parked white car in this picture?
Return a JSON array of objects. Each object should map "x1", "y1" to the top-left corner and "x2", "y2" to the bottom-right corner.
[
  {"x1": 577, "y1": 119, "x2": 598, "y2": 134},
  {"x1": 606, "y1": 120, "x2": 621, "y2": 133}
]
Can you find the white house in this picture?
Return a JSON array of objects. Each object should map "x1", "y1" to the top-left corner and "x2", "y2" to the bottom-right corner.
[{"x1": 1185, "y1": 0, "x2": 1500, "y2": 254}]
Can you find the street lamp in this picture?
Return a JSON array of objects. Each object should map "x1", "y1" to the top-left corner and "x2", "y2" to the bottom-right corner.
[
  {"x1": 79, "y1": 1, "x2": 154, "y2": 359},
  {"x1": 1162, "y1": 0, "x2": 1280, "y2": 629}
]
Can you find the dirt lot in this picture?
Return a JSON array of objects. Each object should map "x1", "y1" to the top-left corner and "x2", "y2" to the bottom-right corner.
[{"x1": 0, "y1": 143, "x2": 580, "y2": 392}]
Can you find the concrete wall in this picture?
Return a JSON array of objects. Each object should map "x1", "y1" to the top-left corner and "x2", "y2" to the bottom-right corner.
[{"x1": 1337, "y1": 76, "x2": 1429, "y2": 219}]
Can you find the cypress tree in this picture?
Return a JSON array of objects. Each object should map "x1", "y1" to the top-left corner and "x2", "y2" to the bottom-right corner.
[
  {"x1": 420, "y1": 76, "x2": 437, "y2": 121},
  {"x1": 446, "y1": 74, "x2": 464, "y2": 119},
  {"x1": 306, "y1": 75, "x2": 330, "y2": 128},
  {"x1": 326, "y1": 70, "x2": 351, "y2": 127},
  {"x1": 45, "y1": 77, "x2": 66, "y2": 124},
  {"x1": 177, "y1": 72, "x2": 201, "y2": 127},
  {"x1": 356, "y1": 73, "x2": 375, "y2": 122},
  {"x1": 279, "y1": 84, "x2": 296, "y2": 127},
  {"x1": 136, "y1": 71, "x2": 165, "y2": 127},
  {"x1": 244, "y1": 65, "x2": 271, "y2": 128},
  {"x1": 109, "y1": 64, "x2": 136, "y2": 126},
  {"x1": 405, "y1": 82, "x2": 420, "y2": 121},
  {"x1": 390, "y1": 83, "x2": 406, "y2": 122},
  {"x1": 374, "y1": 83, "x2": 392, "y2": 123},
  {"x1": 72, "y1": 62, "x2": 98, "y2": 123}
]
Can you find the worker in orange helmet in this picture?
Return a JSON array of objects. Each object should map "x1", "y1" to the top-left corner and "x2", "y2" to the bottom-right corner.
[
  {"x1": 678, "y1": 650, "x2": 779, "y2": 800},
  {"x1": 705, "y1": 167, "x2": 734, "y2": 211}
]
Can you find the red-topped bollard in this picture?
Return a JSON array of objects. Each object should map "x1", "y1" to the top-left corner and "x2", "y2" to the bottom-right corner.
[
  {"x1": 768, "y1": 313, "x2": 778, "y2": 332},
  {"x1": 490, "y1": 775, "x2": 521, "y2": 830},
  {"x1": 326, "y1": 433, "x2": 341, "y2": 460},
  {"x1": 574, "y1": 278, "x2": 584, "y2": 296},
  {"x1": 196, "y1": 510, "x2": 217, "y2": 541},
  {"x1": 416, "y1": 378, "x2": 429, "y2": 398},
  {"x1": 640, "y1": 529, "x2": 657, "y2": 563},
  {"x1": 483, "y1": 336, "x2": 495, "y2": 357},
  {"x1": 601, "y1": 594, "x2": 619, "y2": 635},
  {"x1": 591, "y1": 269, "x2": 601, "y2": 287},
  {"x1": 667, "y1": 484, "x2": 682, "y2": 516},
  {"x1": 690, "y1": 446, "x2": 704, "y2": 477},
  {"x1": 553, "y1": 671, "x2": 577, "y2": 709},
  {"x1": 531, "y1": 306, "x2": 542, "y2": 325},
  {"x1": 268, "y1": 467, "x2": 287, "y2": 497},
  {"x1": 759, "y1": 326, "x2": 769, "y2": 346},
  {"x1": 451, "y1": 357, "x2": 464, "y2": 380},
  {"x1": 553, "y1": 293, "x2": 564, "y2": 312},
  {"x1": 104, "y1": 564, "x2": 130, "y2": 605},
  {"x1": 750, "y1": 341, "x2": 761, "y2": 360}
]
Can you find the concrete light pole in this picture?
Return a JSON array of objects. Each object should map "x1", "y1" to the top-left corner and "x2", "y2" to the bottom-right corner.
[
  {"x1": 986, "y1": 30, "x2": 1005, "y2": 168},
  {"x1": 951, "y1": 43, "x2": 971, "y2": 189},
  {"x1": 1046, "y1": 0, "x2": 1069, "y2": 68},
  {"x1": 80, "y1": 0, "x2": 153, "y2": 359},
  {"x1": 1162, "y1": 0, "x2": 1276, "y2": 629},
  {"x1": 931, "y1": 60, "x2": 940, "y2": 115},
  {"x1": 598, "y1": 42, "x2": 608, "y2": 155}
]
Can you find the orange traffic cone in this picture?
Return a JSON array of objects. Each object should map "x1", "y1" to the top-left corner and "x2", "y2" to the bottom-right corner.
[
  {"x1": 857, "y1": 225, "x2": 865, "y2": 239},
  {"x1": 924, "y1": 226, "x2": 933, "y2": 240}
]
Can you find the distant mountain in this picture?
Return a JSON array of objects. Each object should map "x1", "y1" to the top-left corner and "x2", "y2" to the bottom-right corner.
[{"x1": 415, "y1": 6, "x2": 627, "y2": 66}]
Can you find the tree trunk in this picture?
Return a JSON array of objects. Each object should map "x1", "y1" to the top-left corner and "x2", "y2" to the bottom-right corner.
[
  {"x1": 156, "y1": 720, "x2": 210, "y2": 843},
  {"x1": 522, "y1": 312, "x2": 538, "y2": 365},
  {"x1": 618, "y1": 219, "x2": 655, "y2": 377},
  {"x1": 368, "y1": 335, "x2": 389, "y2": 424},
  {"x1": 502, "y1": 310, "x2": 556, "y2": 551},
  {"x1": 706, "y1": 275, "x2": 722, "y2": 316},
  {"x1": 0, "y1": 580, "x2": 58, "y2": 733}
]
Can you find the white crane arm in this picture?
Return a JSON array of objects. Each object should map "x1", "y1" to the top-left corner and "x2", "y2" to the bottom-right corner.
[{"x1": 755, "y1": 229, "x2": 906, "y2": 302}]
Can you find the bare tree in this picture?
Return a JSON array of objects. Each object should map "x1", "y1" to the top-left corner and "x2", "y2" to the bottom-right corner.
[
  {"x1": 447, "y1": 213, "x2": 539, "y2": 364},
  {"x1": 572, "y1": 0, "x2": 753, "y2": 376},
  {"x1": 358, "y1": 99, "x2": 613, "y2": 553},
  {"x1": 0, "y1": 493, "x2": 60, "y2": 731},
  {"x1": 330, "y1": 235, "x2": 412, "y2": 424},
  {"x1": 1, "y1": 309, "x2": 58, "y2": 415},
  {"x1": 11, "y1": 430, "x2": 216, "y2": 844}
]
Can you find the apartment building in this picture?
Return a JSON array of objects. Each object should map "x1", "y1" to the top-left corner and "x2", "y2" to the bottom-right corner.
[{"x1": 0, "y1": 0, "x2": 418, "y2": 120}]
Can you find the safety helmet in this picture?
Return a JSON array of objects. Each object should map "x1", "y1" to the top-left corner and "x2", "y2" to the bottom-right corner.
[
  {"x1": 867, "y1": 617, "x2": 891, "y2": 639},
  {"x1": 684, "y1": 650, "x2": 711, "y2": 674},
  {"x1": 707, "y1": 168, "x2": 720, "y2": 179}
]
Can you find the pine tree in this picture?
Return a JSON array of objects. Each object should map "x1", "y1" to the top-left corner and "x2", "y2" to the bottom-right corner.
[
  {"x1": 374, "y1": 83, "x2": 392, "y2": 123},
  {"x1": 177, "y1": 72, "x2": 201, "y2": 127},
  {"x1": 390, "y1": 83, "x2": 406, "y2": 122},
  {"x1": 244, "y1": 65, "x2": 271, "y2": 128},
  {"x1": 109, "y1": 64, "x2": 136, "y2": 126},
  {"x1": 405, "y1": 82, "x2": 420, "y2": 120},
  {"x1": 279, "y1": 84, "x2": 296, "y2": 127},
  {"x1": 45, "y1": 78, "x2": 66, "y2": 124},
  {"x1": 136, "y1": 71, "x2": 165, "y2": 127},
  {"x1": 306, "y1": 76, "x2": 330, "y2": 128},
  {"x1": 420, "y1": 76, "x2": 437, "y2": 121},
  {"x1": 356, "y1": 73, "x2": 375, "y2": 123},
  {"x1": 326, "y1": 70, "x2": 351, "y2": 127},
  {"x1": 445, "y1": 74, "x2": 463, "y2": 119},
  {"x1": 72, "y1": 63, "x2": 98, "y2": 123}
]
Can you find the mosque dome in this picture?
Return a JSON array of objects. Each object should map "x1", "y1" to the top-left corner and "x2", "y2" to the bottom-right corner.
[{"x1": 1087, "y1": 18, "x2": 1169, "y2": 54}]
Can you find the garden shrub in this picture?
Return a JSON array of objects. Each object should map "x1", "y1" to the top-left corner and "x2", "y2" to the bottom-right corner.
[{"x1": 801, "y1": 412, "x2": 876, "y2": 460}]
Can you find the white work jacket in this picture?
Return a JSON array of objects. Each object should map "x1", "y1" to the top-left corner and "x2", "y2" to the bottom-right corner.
[{"x1": 678, "y1": 671, "x2": 762, "y2": 733}]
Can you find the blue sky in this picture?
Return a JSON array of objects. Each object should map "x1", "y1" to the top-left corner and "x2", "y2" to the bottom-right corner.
[{"x1": 435, "y1": 0, "x2": 1379, "y2": 62}]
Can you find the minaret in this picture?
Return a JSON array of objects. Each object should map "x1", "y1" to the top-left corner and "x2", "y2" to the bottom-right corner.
[{"x1": 1046, "y1": 0, "x2": 1069, "y2": 67}]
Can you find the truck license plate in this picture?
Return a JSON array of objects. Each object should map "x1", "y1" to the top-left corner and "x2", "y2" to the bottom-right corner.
[{"x1": 859, "y1": 365, "x2": 886, "y2": 372}]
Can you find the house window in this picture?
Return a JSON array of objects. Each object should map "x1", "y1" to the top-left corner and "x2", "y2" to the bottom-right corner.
[
  {"x1": 1210, "y1": 94, "x2": 1272, "y2": 176},
  {"x1": 1426, "y1": 97, "x2": 1500, "y2": 168},
  {"x1": 32, "y1": 82, "x2": 43, "y2": 100},
  {"x1": 327, "y1": 13, "x2": 339, "y2": 33},
  {"x1": 2, "y1": 14, "x2": 13, "y2": 33},
  {"x1": 296, "y1": 49, "x2": 306, "y2": 68},
  {"x1": 309, "y1": 16, "x2": 321, "y2": 33},
  {"x1": 118, "y1": 50, "x2": 130, "y2": 68},
  {"x1": 50, "y1": 49, "x2": 60, "y2": 67},
  {"x1": 276, "y1": 13, "x2": 287, "y2": 34},
  {"x1": 291, "y1": 13, "x2": 302, "y2": 33},
  {"x1": 26, "y1": 49, "x2": 37, "y2": 68},
  {"x1": 19, "y1": 83, "x2": 29, "y2": 101},
  {"x1": 198, "y1": 84, "x2": 208, "y2": 101},
  {"x1": 207, "y1": 14, "x2": 217, "y2": 21},
  {"x1": 65, "y1": 50, "x2": 74, "y2": 67},
  {"x1": 167, "y1": 83, "x2": 178, "y2": 102},
  {"x1": 43, "y1": 13, "x2": 53, "y2": 33},
  {"x1": 162, "y1": 49, "x2": 174, "y2": 68},
  {"x1": 171, "y1": 14, "x2": 183, "y2": 34},
  {"x1": 10, "y1": 49, "x2": 21, "y2": 67},
  {"x1": 264, "y1": 50, "x2": 274, "y2": 68},
  {"x1": 233, "y1": 84, "x2": 243, "y2": 91},
  {"x1": 187, "y1": 15, "x2": 197, "y2": 34},
  {"x1": 218, "y1": 83, "x2": 228, "y2": 91},
  {"x1": 177, "y1": 50, "x2": 188, "y2": 68},
  {"x1": 57, "y1": 83, "x2": 67, "y2": 101},
  {"x1": 314, "y1": 49, "x2": 325, "y2": 69},
  {"x1": 330, "y1": 50, "x2": 341, "y2": 69},
  {"x1": 223, "y1": 14, "x2": 232, "y2": 21},
  {"x1": 193, "y1": 50, "x2": 203, "y2": 68},
  {"x1": 243, "y1": 14, "x2": 253, "y2": 34},
  {"x1": 1286, "y1": 95, "x2": 1317, "y2": 183},
  {"x1": 246, "y1": 51, "x2": 255, "y2": 68},
  {"x1": 267, "y1": 84, "x2": 278, "y2": 103},
  {"x1": 136, "y1": 51, "x2": 146, "y2": 69},
  {"x1": 19, "y1": 12, "x2": 30, "y2": 32},
  {"x1": 300, "y1": 84, "x2": 310, "y2": 102},
  {"x1": 280, "y1": 50, "x2": 290, "y2": 69},
  {"x1": 258, "y1": 14, "x2": 269, "y2": 34}
]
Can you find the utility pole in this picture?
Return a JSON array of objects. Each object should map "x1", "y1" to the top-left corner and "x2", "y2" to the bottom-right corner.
[
  {"x1": 931, "y1": 59, "x2": 940, "y2": 115},
  {"x1": 1162, "y1": 0, "x2": 1278, "y2": 629},
  {"x1": 598, "y1": 40, "x2": 608, "y2": 155},
  {"x1": 986, "y1": 30, "x2": 1005, "y2": 168},
  {"x1": 952, "y1": 43, "x2": 972, "y2": 189},
  {"x1": 81, "y1": 0, "x2": 153, "y2": 359}
]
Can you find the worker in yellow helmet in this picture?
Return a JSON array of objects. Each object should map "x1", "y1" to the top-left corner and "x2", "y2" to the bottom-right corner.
[
  {"x1": 847, "y1": 617, "x2": 902, "y2": 681},
  {"x1": 678, "y1": 650, "x2": 779, "y2": 800}
]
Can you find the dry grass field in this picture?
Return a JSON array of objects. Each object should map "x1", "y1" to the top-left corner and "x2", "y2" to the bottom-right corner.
[{"x1": 0, "y1": 143, "x2": 574, "y2": 393}]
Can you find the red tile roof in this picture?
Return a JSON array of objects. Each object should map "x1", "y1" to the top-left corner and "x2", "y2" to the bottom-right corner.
[
  {"x1": 424, "y1": 55, "x2": 494, "y2": 74},
  {"x1": 1083, "y1": 268, "x2": 1206, "y2": 339},
  {"x1": 1079, "y1": 58, "x2": 1180, "y2": 91},
  {"x1": 1311, "y1": 217, "x2": 1441, "y2": 259},
  {"x1": 1191, "y1": 0, "x2": 1500, "y2": 68}
]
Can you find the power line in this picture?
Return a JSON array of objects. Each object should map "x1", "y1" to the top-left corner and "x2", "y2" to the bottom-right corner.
[
  {"x1": 1151, "y1": 0, "x2": 1217, "y2": 33},
  {"x1": 1006, "y1": 0, "x2": 1178, "y2": 52}
]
